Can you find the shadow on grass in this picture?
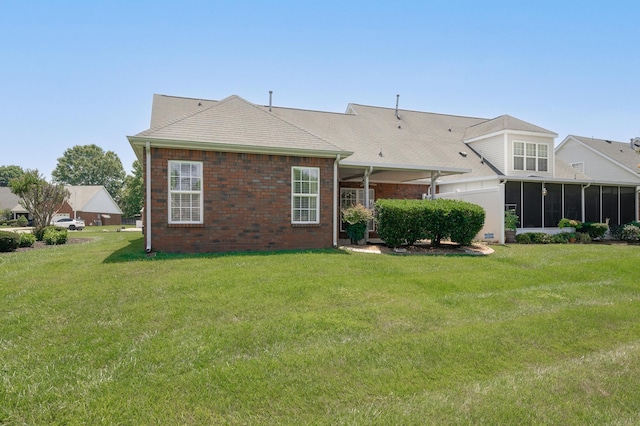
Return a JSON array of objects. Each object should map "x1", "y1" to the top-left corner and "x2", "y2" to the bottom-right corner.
[{"x1": 103, "y1": 236, "x2": 349, "y2": 263}]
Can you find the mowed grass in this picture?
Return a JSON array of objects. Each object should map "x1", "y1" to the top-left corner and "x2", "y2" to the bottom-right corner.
[{"x1": 1, "y1": 229, "x2": 640, "y2": 425}]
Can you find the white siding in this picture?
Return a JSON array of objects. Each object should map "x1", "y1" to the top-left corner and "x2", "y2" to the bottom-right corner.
[
  {"x1": 466, "y1": 134, "x2": 505, "y2": 172},
  {"x1": 438, "y1": 185, "x2": 503, "y2": 243},
  {"x1": 556, "y1": 139, "x2": 640, "y2": 183}
]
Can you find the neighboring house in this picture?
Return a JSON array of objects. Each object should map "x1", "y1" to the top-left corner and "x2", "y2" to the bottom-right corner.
[
  {"x1": 555, "y1": 135, "x2": 640, "y2": 224},
  {"x1": 0, "y1": 187, "x2": 30, "y2": 221},
  {"x1": 128, "y1": 94, "x2": 639, "y2": 253},
  {"x1": 53, "y1": 185, "x2": 123, "y2": 226}
]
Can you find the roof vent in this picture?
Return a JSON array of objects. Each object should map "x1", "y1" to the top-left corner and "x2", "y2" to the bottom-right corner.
[
  {"x1": 605, "y1": 139, "x2": 612, "y2": 144},
  {"x1": 395, "y1": 94, "x2": 400, "y2": 120},
  {"x1": 269, "y1": 91, "x2": 273, "y2": 112},
  {"x1": 459, "y1": 151, "x2": 467, "y2": 157}
]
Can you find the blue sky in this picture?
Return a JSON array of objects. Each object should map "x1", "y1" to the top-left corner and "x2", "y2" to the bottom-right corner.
[{"x1": 1, "y1": 1, "x2": 639, "y2": 178}]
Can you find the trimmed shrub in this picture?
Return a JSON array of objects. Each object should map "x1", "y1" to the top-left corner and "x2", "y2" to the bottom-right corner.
[
  {"x1": 34, "y1": 225, "x2": 64, "y2": 242},
  {"x1": 16, "y1": 215, "x2": 28, "y2": 227},
  {"x1": 18, "y1": 232, "x2": 36, "y2": 248},
  {"x1": 375, "y1": 199, "x2": 485, "y2": 247},
  {"x1": 621, "y1": 224, "x2": 640, "y2": 242},
  {"x1": 515, "y1": 233, "x2": 532, "y2": 244},
  {"x1": 581, "y1": 222, "x2": 608, "y2": 240},
  {"x1": 551, "y1": 233, "x2": 570, "y2": 244},
  {"x1": 576, "y1": 232, "x2": 591, "y2": 243},
  {"x1": 0, "y1": 231, "x2": 20, "y2": 252},
  {"x1": 43, "y1": 227, "x2": 68, "y2": 245}
]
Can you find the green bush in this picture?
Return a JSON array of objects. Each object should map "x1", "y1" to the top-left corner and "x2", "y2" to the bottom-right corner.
[
  {"x1": 515, "y1": 233, "x2": 531, "y2": 244},
  {"x1": 16, "y1": 215, "x2": 28, "y2": 227},
  {"x1": 581, "y1": 222, "x2": 608, "y2": 239},
  {"x1": 342, "y1": 204, "x2": 374, "y2": 244},
  {"x1": 621, "y1": 224, "x2": 640, "y2": 242},
  {"x1": 43, "y1": 227, "x2": 68, "y2": 245},
  {"x1": 0, "y1": 231, "x2": 20, "y2": 252},
  {"x1": 34, "y1": 225, "x2": 64, "y2": 241},
  {"x1": 551, "y1": 233, "x2": 570, "y2": 244},
  {"x1": 18, "y1": 232, "x2": 36, "y2": 248},
  {"x1": 375, "y1": 199, "x2": 485, "y2": 247},
  {"x1": 576, "y1": 232, "x2": 591, "y2": 243}
]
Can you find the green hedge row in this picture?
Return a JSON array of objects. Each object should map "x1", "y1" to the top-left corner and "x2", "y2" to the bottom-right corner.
[{"x1": 375, "y1": 199, "x2": 485, "y2": 247}]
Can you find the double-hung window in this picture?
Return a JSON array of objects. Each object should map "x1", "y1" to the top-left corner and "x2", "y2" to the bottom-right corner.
[
  {"x1": 168, "y1": 161, "x2": 203, "y2": 224},
  {"x1": 291, "y1": 166, "x2": 319, "y2": 224},
  {"x1": 513, "y1": 142, "x2": 548, "y2": 172}
]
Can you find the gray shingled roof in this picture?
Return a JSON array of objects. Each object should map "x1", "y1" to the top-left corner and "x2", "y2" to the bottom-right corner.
[
  {"x1": 570, "y1": 135, "x2": 640, "y2": 173},
  {"x1": 268, "y1": 103, "x2": 498, "y2": 177},
  {"x1": 464, "y1": 115, "x2": 557, "y2": 141},
  {"x1": 0, "y1": 187, "x2": 27, "y2": 213},
  {"x1": 133, "y1": 95, "x2": 349, "y2": 157},
  {"x1": 132, "y1": 94, "x2": 569, "y2": 182}
]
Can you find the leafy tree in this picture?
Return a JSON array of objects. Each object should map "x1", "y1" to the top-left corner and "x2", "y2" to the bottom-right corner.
[
  {"x1": 9, "y1": 170, "x2": 69, "y2": 230},
  {"x1": 0, "y1": 165, "x2": 25, "y2": 187},
  {"x1": 51, "y1": 144, "x2": 126, "y2": 203},
  {"x1": 120, "y1": 160, "x2": 144, "y2": 218}
]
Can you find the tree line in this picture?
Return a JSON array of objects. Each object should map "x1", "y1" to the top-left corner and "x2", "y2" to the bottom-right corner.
[{"x1": 1, "y1": 144, "x2": 143, "y2": 223}]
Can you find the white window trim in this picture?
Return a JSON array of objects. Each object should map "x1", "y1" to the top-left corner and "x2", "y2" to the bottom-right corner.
[
  {"x1": 168, "y1": 160, "x2": 203, "y2": 224},
  {"x1": 570, "y1": 162, "x2": 585, "y2": 174},
  {"x1": 291, "y1": 166, "x2": 320, "y2": 224},
  {"x1": 513, "y1": 141, "x2": 549, "y2": 172}
]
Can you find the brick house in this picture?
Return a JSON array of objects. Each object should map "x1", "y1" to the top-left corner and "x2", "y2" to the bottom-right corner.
[
  {"x1": 52, "y1": 185, "x2": 123, "y2": 226},
  {"x1": 128, "y1": 94, "x2": 639, "y2": 253}
]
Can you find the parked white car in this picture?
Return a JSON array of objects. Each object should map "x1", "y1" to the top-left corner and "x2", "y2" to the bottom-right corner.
[{"x1": 51, "y1": 218, "x2": 85, "y2": 230}]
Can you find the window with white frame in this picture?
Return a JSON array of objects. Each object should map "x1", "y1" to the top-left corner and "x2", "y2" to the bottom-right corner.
[
  {"x1": 570, "y1": 162, "x2": 585, "y2": 174},
  {"x1": 513, "y1": 141, "x2": 548, "y2": 172},
  {"x1": 168, "y1": 161, "x2": 203, "y2": 224},
  {"x1": 291, "y1": 167, "x2": 320, "y2": 224},
  {"x1": 340, "y1": 188, "x2": 375, "y2": 231}
]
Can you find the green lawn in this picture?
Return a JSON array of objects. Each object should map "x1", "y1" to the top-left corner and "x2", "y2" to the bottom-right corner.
[{"x1": 2, "y1": 229, "x2": 640, "y2": 425}]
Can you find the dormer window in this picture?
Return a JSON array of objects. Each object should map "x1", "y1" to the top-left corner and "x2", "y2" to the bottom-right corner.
[{"x1": 514, "y1": 141, "x2": 548, "y2": 172}]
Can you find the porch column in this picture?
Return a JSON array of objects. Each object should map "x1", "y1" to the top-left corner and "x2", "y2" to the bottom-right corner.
[
  {"x1": 364, "y1": 167, "x2": 373, "y2": 242},
  {"x1": 429, "y1": 171, "x2": 441, "y2": 199}
]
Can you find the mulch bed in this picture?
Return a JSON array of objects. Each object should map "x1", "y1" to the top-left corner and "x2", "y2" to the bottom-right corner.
[
  {"x1": 3, "y1": 238, "x2": 93, "y2": 254},
  {"x1": 341, "y1": 241, "x2": 494, "y2": 256}
]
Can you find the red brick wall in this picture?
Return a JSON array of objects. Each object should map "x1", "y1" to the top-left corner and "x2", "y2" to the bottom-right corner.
[
  {"x1": 340, "y1": 182, "x2": 431, "y2": 200},
  {"x1": 338, "y1": 182, "x2": 431, "y2": 238},
  {"x1": 145, "y1": 148, "x2": 336, "y2": 253}
]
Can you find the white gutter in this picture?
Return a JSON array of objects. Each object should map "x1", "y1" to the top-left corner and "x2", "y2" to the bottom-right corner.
[
  {"x1": 333, "y1": 155, "x2": 340, "y2": 248},
  {"x1": 145, "y1": 141, "x2": 152, "y2": 253}
]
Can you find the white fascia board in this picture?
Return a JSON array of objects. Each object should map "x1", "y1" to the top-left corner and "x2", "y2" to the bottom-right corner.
[
  {"x1": 128, "y1": 136, "x2": 353, "y2": 159},
  {"x1": 338, "y1": 160, "x2": 471, "y2": 175}
]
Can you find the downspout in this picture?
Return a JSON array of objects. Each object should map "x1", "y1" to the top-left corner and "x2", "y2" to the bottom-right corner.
[
  {"x1": 333, "y1": 155, "x2": 340, "y2": 248},
  {"x1": 145, "y1": 141, "x2": 152, "y2": 253},
  {"x1": 581, "y1": 182, "x2": 591, "y2": 222}
]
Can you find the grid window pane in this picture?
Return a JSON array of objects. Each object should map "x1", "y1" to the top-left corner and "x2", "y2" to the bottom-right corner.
[
  {"x1": 292, "y1": 167, "x2": 320, "y2": 224},
  {"x1": 168, "y1": 161, "x2": 203, "y2": 224}
]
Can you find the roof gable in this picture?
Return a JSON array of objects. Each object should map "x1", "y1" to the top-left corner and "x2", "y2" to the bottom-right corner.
[
  {"x1": 464, "y1": 115, "x2": 557, "y2": 141},
  {"x1": 133, "y1": 95, "x2": 350, "y2": 157},
  {"x1": 67, "y1": 185, "x2": 122, "y2": 214},
  {"x1": 563, "y1": 135, "x2": 640, "y2": 174}
]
